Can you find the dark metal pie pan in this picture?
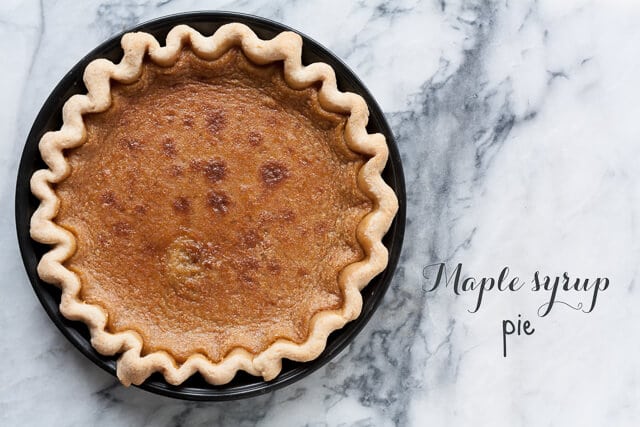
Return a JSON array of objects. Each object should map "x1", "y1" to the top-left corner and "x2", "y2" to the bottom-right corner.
[{"x1": 15, "y1": 11, "x2": 406, "y2": 401}]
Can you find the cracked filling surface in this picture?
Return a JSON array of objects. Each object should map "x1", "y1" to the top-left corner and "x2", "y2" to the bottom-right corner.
[{"x1": 55, "y1": 48, "x2": 372, "y2": 363}]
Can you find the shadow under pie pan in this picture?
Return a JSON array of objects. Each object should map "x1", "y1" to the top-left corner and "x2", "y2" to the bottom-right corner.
[{"x1": 15, "y1": 11, "x2": 406, "y2": 401}]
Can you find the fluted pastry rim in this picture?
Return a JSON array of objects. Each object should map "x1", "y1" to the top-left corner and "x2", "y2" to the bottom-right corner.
[{"x1": 30, "y1": 23, "x2": 398, "y2": 386}]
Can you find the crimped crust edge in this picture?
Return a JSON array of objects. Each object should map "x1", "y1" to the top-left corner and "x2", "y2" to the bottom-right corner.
[{"x1": 30, "y1": 23, "x2": 399, "y2": 386}]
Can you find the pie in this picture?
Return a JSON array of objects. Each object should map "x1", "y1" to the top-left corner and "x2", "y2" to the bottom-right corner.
[{"x1": 30, "y1": 23, "x2": 398, "y2": 386}]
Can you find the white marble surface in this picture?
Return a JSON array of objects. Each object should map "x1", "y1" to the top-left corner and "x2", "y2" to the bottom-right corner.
[{"x1": 2, "y1": 0, "x2": 640, "y2": 425}]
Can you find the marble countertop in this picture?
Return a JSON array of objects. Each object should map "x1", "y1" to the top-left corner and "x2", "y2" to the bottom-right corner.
[{"x1": 2, "y1": 0, "x2": 640, "y2": 425}]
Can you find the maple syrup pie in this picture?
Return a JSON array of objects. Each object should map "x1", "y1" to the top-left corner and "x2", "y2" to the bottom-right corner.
[{"x1": 30, "y1": 23, "x2": 398, "y2": 386}]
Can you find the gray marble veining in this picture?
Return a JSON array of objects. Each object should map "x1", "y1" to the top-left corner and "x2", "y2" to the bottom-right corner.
[{"x1": 2, "y1": 0, "x2": 639, "y2": 426}]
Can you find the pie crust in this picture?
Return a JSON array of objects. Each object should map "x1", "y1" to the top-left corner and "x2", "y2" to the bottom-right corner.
[{"x1": 30, "y1": 23, "x2": 398, "y2": 386}]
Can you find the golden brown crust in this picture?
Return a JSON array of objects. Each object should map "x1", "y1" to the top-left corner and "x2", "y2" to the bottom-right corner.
[{"x1": 30, "y1": 23, "x2": 398, "y2": 386}]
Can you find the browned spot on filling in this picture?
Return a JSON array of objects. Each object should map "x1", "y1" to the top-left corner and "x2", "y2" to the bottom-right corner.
[
  {"x1": 267, "y1": 261, "x2": 281, "y2": 274},
  {"x1": 189, "y1": 159, "x2": 227, "y2": 182},
  {"x1": 242, "y1": 230, "x2": 261, "y2": 248},
  {"x1": 112, "y1": 221, "x2": 132, "y2": 236},
  {"x1": 248, "y1": 131, "x2": 263, "y2": 146},
  {"x1": 203, "y1": 159, "x2": 226, "y2": 183},
  {"x1": 206, "y1": 109, "x2": 226, "y2": 134},
  {"x1": 280, "y1": 209, "x2": 295, "y2": 222},
  {"x1": 260, "y1": 161, "x2": 289, "y2": 186},
  {"x1": 207, "y1": 190, "x2": 230, "y2": 214},
  {"x1": 162, "y1": 138, "x2": 177, "y2": 157},
  {"x1": 173, "y1": 197, "x2": 190, "y2": 213},
  {"x1": 101, "y1": 191, "x2": 117, "y2": 207}
]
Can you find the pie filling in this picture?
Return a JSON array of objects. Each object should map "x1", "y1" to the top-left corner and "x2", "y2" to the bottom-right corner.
[{"x1": 55, "y1": 48, "x2": 372, "y2": 363}]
